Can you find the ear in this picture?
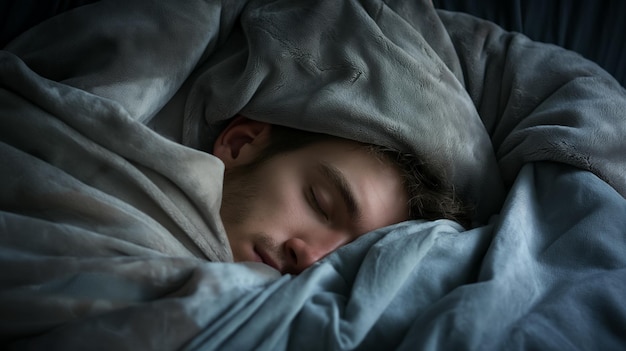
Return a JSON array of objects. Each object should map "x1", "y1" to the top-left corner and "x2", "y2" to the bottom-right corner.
[{"x1": 212, "y1": 115, "x2": 272, "y2": 168}]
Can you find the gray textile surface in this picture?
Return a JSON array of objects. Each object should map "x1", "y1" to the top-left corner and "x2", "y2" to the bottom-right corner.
[
  {"x1": 1, "y1": 0, "x2": 626, "y2": 350},
  {"x1": 0, "y1": 50, "x2": 232, "y2": 261}
]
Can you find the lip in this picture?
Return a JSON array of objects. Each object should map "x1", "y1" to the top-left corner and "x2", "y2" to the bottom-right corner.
[{"x1": 254, "y1": 246, "x2": 280, "y2": 272}]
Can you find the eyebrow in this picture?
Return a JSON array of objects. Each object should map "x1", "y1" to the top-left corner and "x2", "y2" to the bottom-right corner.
[{"x1": 317, "y1": 162, "x2": 362, "y2": 222}]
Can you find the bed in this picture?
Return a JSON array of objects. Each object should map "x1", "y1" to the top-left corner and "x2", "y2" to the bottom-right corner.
[{"x1": 1, "y1": 0, "x2": 625, "y2": 350}]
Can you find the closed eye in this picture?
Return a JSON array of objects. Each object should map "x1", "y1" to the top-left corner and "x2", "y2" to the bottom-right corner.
[{"x1": 309, "y1": 187, "x2": 329, "y2": 221}]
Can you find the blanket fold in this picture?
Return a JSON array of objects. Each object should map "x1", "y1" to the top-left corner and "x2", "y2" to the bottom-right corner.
[
  {"x1": 437, "y1": 9, "x2": 626, "y2": 194},
  {"x1": 5, "y1": 0, "x2": 248, "y2": 124},
  {"x1": 0, "y1": 50, "x2": 232, "y2": 261}
]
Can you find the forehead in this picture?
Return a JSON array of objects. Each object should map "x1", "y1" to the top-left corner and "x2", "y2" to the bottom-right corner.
[{"x1": 291, "y1": 138, "x2": 388, "y2": 171}]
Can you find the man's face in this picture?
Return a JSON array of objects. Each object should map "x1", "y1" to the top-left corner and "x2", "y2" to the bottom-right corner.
[{"x1": 220, "y1": 138, "x2": 408, "y2": 274}]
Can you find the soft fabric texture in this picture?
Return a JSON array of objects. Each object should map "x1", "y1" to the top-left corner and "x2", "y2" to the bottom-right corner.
[
  {"x1": 0, "y1": 50, "x2": 232, "y2": 261},
  {"x1": 1, "y1": 0, "x2": 625, "y2": 350}
]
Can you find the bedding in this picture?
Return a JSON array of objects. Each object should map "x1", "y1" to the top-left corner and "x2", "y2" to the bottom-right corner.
[{"x1": 1, "y1": 0, "x2": 626, "y2": 350}]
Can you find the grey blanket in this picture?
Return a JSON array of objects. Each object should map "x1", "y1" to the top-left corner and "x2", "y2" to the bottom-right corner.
[{"x1": 1, "y1": 0, "x2": 625, "y2": 349}]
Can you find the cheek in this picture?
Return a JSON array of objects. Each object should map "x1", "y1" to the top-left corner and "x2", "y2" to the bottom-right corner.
[
  {"x1": 241, "y1": 169, "x2": 305, "y2": 230},
  {"x1": 236, "y1": 172, "x2": 294, "y2": 221},
  {"x1": 261, "y1": 180, "x2": 305, "y2": 226}
]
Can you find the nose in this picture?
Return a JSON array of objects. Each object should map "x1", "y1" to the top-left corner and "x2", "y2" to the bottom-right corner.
[{"x1": 283, "y1": 237, "x2": 338, "y2": 274}]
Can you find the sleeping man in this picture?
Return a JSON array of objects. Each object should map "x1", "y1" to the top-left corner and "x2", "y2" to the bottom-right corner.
[
  {"x1": 0, "y1": 0, "x2": 487, "y2": 278},
  {"x1": 211, "y1": 116, "x2": 471, "y2": 274},
  {"x1": 5, "y1": 0, "x2": 626, "y2": 348}
]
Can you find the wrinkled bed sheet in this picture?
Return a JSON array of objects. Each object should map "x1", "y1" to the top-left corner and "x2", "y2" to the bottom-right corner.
[{"x1": 1, "y1": 0, "x2": 626, "y2": 349}]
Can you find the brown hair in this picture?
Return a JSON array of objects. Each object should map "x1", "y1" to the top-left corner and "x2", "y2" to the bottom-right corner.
[{"x1": 256, "y1": 125, "x2": 473, "y2": 229}]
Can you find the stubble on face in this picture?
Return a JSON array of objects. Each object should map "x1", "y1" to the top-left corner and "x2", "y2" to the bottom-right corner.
[
  {"x1": 220, "y1": 164, "x2": 258, "y2": 227},
  {"x1": 220, "y1": 160, "x2": 286, "y2": 266}
]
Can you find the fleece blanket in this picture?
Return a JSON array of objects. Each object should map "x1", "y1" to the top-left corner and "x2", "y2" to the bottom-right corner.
[{"x1": 1, "y1": 0, "x2": 626, "y2": 349}]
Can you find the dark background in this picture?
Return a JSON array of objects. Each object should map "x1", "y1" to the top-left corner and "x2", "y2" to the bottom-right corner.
[{"x1": 432, "y1": 0, "x2": 625, "y2": 85}]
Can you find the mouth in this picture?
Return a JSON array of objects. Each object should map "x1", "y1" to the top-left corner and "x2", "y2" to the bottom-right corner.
[{"x1": 254, "y1": 246, "x2": 280, "y2": 272}]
